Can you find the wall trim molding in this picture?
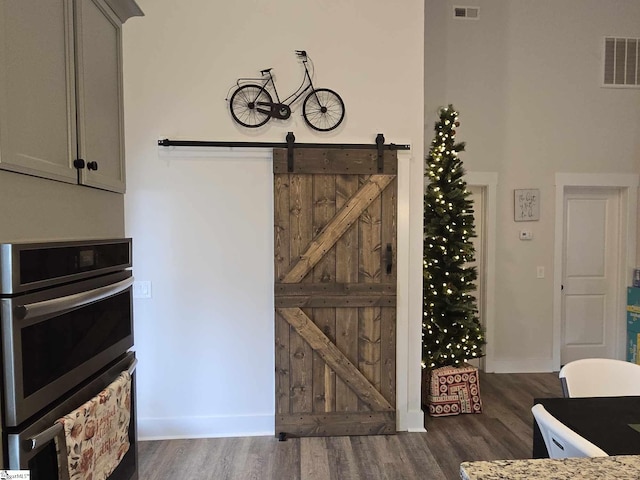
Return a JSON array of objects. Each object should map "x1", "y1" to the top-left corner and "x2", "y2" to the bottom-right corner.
[
  {"x1": 140, "y1": 408, "x2": 429, "y2": 440},
  {"x1": 138, "y1": 414, "x2": 275, "y2": 441},
  {"x1": 466, "y1": 171, "x2": 498, "y2": 372},
  {"x1": 490, "y1": 357, "x2": 555, "y2": 374},
  {"x1": 404, "y1": 409, "x2": 427, "y2": 432},
  {"x1": 399, "y1": 149, "x2": 424, "y2": 432}
]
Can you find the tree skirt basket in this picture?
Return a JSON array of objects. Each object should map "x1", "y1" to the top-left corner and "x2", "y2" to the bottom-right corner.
[{"x1": 425, "y1": 363, "x2": 483, "y2": 417}]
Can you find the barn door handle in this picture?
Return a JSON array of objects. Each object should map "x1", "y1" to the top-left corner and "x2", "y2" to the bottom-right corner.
[{"x1": 385, "y1": 244, "x2": 393, "y2": 274}]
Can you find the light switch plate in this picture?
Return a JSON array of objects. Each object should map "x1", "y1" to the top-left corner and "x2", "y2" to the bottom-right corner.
[{"x1": 133, "y1": 281, "x2": 152, "y2": 298}]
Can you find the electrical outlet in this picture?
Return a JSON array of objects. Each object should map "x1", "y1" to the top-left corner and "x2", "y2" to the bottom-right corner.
[
  {"x1": 537, "y1": 266, "x2": 545, "y2": 279},
  {"x1": 133, "y1": 281, "x2": 152, "y2": 298}
]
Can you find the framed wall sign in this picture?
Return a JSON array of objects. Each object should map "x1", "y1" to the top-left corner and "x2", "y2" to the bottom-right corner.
[{"x1": 514, "y1": 189, "x2": 540, "y2": 221}]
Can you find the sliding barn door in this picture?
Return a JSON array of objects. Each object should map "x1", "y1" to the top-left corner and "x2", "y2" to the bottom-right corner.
[{"x1": 273, "y1": 148, "x2": 397, "y2": 437}]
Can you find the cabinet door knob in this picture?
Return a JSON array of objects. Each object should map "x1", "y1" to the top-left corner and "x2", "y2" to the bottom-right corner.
[
  {"x1": 87, "y1": 161, "x2": 99, "y2": 171},
  {"x1": 73, "y1": 159, "x2": 85, "y2": 169}
]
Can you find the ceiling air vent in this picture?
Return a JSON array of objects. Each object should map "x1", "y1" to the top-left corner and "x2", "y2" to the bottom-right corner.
[
  {"x1": 603, "y1": 37, "x2": 640, "y2": 87},
  {"x1": 453, "y1": 6, "x2": 479, "y2": 20}
]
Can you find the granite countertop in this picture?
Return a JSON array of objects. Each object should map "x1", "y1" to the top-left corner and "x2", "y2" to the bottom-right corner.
[{"x1": 460, "y1": 455, "x2": 640, "y2": 480}]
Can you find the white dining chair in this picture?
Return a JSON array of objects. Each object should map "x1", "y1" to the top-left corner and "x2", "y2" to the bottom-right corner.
[
  {"x1": 531, "y1": 404, "x2": 608, "y2": 458},
  {"x1": 559, "y1": 358, "x2": 640, "y2": 397}
]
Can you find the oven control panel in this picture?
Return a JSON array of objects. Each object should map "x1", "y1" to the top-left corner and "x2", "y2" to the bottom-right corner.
[{"x1": 0, "y1": 238, "x2": 132, "y2": 294}]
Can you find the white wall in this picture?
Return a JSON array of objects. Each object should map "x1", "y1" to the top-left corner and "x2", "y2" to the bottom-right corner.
[
  {"x1": 425, "y1": 0, "x2": 640, "y2": 372},
  {"x1": 123, "y1": 0, "x2": 425, "y2": 438}
]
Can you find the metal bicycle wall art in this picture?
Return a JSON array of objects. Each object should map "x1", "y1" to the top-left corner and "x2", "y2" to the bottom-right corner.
[{"x1": 226, "y1": 50, "x2": 345, "y2": 132}]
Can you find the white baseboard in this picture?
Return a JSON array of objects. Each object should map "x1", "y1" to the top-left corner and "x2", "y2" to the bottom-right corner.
[
  {"x1": 402, "y1": 409, "x2": 426, "y2": 432},
  {"x1": 139, "y1": 409, "x2": 425, "y2": 440},
  {"x1": 138, "y1": 414, "x2": 274, "y2": 441},
  {"x1": 488, "y1": 357, "x2": 555, "y2": 373}
]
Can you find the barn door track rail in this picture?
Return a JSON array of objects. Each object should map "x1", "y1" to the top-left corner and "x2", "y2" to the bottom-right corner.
[{"x1": 158, "y1": 132, "x2": 410, "y2": 173}]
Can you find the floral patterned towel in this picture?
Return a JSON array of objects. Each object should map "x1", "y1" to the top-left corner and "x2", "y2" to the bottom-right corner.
[{"x1": 55, "y1": 371, "x2": 132, "y2": 480}]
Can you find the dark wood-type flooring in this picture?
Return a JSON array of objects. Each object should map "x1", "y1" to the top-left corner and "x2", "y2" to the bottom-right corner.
[{"x1": 138, "y1": 371, "x2": 562, "y2": 479}]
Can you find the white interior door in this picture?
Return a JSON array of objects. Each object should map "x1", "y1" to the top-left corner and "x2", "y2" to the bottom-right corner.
[{"x1": 561, "y1": 187, "x2": 621, "y2": 364}]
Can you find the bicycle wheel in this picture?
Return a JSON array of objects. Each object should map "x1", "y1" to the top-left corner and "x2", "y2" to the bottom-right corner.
[
  {"x1": 302, "y1": 88, "x2": 345, "y2": 132},
  {"x1": 229, "y1": 84, "x2": 273, "y2": 128}
]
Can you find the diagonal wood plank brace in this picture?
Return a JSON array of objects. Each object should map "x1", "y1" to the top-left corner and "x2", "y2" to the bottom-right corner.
[
  {"x1": 276, "y1": 307, "x2": 394, "y2": 412},
  {"x1": 282, "y1": 174, "x2": 395, "y2": 283}
]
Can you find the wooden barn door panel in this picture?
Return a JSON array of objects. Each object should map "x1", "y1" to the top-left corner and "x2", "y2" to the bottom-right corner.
[{"x1": 274, "y1": 148, "x2": 397, "y2": 438}]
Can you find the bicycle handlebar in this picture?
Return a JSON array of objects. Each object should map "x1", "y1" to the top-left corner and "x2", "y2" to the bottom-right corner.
[{"x1": 295, "y1": 50, "x2": 307, "y2": 58}]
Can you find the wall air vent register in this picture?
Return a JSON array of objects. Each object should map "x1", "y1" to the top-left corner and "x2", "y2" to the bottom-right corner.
[
  {"x1": 604, "y1": 37, "x2": 640, "y2": 87},
  {"x1": 453, "y1": 6, "x2": 479, "y2": 20}
]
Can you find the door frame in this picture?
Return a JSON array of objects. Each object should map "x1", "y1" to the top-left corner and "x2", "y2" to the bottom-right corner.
[
  {"x1": 553, "y1": 173, "x2": 638, "y2": 371},
  {"x1": 466, "y1": 172, "x2": 498, "y2": 372}
]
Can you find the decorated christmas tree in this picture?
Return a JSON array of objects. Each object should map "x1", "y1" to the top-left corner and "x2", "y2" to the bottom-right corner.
[{"x1": 422, "y1": 105, "x2": 485, "y2": 370}]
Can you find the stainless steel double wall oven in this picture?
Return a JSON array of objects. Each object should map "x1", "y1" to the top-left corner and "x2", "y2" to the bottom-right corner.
[{"x1": 0, "y1": 238, "x2": 137, "y2": 479}]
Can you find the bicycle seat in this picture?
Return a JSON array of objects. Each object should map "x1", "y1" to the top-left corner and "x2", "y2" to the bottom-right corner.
[{"x1": 260, "y1": 68, "x2": 272, "y2": 75}]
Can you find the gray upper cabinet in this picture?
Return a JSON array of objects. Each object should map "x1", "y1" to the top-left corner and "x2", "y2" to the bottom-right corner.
[
  {"x1": 0, "y1": 0, "x2": 142, "y2": 193},
  {"x1": 0, "y1": 0, "x2": 78, "y2": 184},
  {"x1": 75, "y1": 0, "x2": 126, "y2": 193}
]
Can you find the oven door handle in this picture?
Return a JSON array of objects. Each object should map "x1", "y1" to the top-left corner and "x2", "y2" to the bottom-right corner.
[
  {"x1": 27, "y1": 422, "x2": 63, "y2": 452},
  {"x1": 14, "y1": 277, "x2": 134, "y2": 321},
  {"x1": 27, "y1": 356, "x2": 136, "y2": 452},
  {"x1": 127, "y1": 357, "x2": 138, "y2": 375}
]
